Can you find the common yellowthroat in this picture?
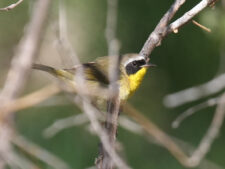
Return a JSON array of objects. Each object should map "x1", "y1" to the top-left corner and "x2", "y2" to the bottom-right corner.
[{"x1": 33, "y1": 53, "x2": 153, "y2": 101}]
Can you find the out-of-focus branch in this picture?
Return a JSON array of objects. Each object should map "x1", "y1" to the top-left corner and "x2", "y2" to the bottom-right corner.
[
  {"x1": 123, "y1": 102, "x2": 225, "y2": 168},
  {"x1": 0, "y1": 0, "x2": 23, "y2": 11},
  {"x1": 163, "y1": 73, "x2": 225, "y2": 108},
  {"x1": 0, "y1": 84, "x2": 60, "y2": 115},
  {"x1": 55, "y1": 2, "x2": 130, "y2": 169},
  {"x1": 105, "y1": 0, "x2": 120, "y2": 56},
  {"x1": 188, "y1": 92, "x2": 225, "y2": 166},
  {"x1": 172, "y1": 96, "x2": 219, "y2": 128},
  {"x1": 0, "y1": 0, "x2": 52, "y2": 113},
  {"x1": 42, "y1": 100, "x2": 224, "y2": 169},
  {"x1": 140, "y1": 0, "x2": 217, "y2": 58},
  {"x1": 56, "y1": 0, "x2": 78, "y2": 67},
  {"x1": 123, "y1": 103, "x2": 192, "y2": 167},
  {"x1": 13, "y1": 135, "x2": 71, "y2": 169},
  {"x1": 44, "y1": 113, "x2": 95, "y2": 138},
  {"x1": 96, "y1": 0, "x2": 121, "y2": 168},
  {"x1": 0, "y1": 0, "x2": 52, "y2": 168}
]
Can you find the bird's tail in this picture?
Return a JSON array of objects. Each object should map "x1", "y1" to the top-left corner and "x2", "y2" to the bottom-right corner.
[{"x1": 32, "y1": 63, "x2": 57, "y2": 76}]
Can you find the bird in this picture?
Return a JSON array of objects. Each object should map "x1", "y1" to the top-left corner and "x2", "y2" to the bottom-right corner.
[{"x1": 32, "y1": 53, "x2": 154, "y2": 101}]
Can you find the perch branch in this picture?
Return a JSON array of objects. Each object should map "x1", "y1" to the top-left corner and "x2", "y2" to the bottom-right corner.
[{"x1": 140, "y1": 0, "x2": 217, "y2": 58}]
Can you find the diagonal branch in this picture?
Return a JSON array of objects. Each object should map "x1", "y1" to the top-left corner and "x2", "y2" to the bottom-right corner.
[
  {"x1": 140, "y1": 0, "x2": 217, "y2": 58},
  {"x1": 140, "y1": 0, "x2": 186, "y2": 58}
]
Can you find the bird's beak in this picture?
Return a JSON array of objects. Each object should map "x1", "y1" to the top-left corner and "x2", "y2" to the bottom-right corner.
[{"x1": 141, "y1": 63, "x2": 157, "y2": 68}]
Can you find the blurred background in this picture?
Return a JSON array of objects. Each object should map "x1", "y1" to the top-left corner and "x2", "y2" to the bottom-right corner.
[{"x1": 0, "y1": 0, "x2": 225, "y2": 168}]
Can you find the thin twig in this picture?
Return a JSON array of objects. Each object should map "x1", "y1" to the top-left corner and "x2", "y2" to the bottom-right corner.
[
  {"x1": 0, "y1": 0, "x2": 23, "y2": 11},
  {"x1": 168, "y1": 0, "x2": 217, "y2": 33},
  {"x1": 44, "y1": 113, "x2": 93, "y2": 138},
  {"x1": 172, "y1": 96, "x2": 219, "y2": 128},
  {"x1": 192, "y1": 20, "x2": 211, "y2": 32},
  {"x1": 187, "y1": 92, "x2": 225, "y2": 166}
]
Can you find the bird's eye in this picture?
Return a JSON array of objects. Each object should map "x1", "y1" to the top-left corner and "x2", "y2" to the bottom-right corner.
[{"x1": 132, "y1": 61, "x2": 137, "y2": 67}]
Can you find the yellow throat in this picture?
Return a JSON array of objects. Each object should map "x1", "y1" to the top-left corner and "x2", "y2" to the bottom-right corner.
[{"x1": 120, "y1": 67, "x2": 147, "y2": 100}]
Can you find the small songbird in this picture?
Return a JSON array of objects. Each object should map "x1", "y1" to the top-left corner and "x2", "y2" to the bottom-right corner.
[{"x1": 33, "y1": 53, "x2": 154, "y2": 101}]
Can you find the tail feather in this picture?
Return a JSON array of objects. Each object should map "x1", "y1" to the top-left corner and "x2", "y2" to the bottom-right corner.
[{"x1": 32, "y1": 64, "x2": 57, "y2": 75}]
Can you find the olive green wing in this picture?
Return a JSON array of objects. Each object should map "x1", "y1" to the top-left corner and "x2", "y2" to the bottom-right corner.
[{"x1": 63, "y1": 62, "x2": 109, "y2": 86}]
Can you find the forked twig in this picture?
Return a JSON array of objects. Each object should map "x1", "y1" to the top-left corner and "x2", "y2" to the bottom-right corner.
[{"x1": 140, "y1": 0, "x2": 217, "y2": 58}]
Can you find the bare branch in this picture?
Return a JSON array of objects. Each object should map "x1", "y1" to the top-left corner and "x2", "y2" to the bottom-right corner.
[
  {"x1": 168, "y1": 0, "x2": 216, "y2": 33},
  {"x1": 140, "y1": 0, "x2": 217, "y2": 58},
  {"x1": 0, "y1": 0, "x2": 52, "y2": 110},
  {"x1": 140, "y1": 0, "x2": 186, "y2": 57},
  {"x1": 56, "y1": 0, "x2": 78, "y2": 67},
  {"x1": 163, "y1": 73, "x2": 225, "y2": 108},
  {"x1": 172, "y1": 96, "x2": 219, "y2": 128},
  {"x1": 0, "y1": 84, "x2": 60, "y2": 115},
  {"x1": 0, "y1": 0, "x2": 23, "y2": 11},
  {"x1": 124, "y1": 96, "x2": 225, "y2": 168},
  {"x1": 188, "y1": 92, "x2": 225, "y2": 166},
  {"x1": 55, "y1": 2, "x2": 130, "y2": 168},
  {"x1": 43, "y1": 102, "x2": 224, "y2": 169},
  {"x1": 105, "y1": 0, "x2": 120, "y2": 56},
  {"x1": 123, "y1": 103, "x2": 191, "y2": 167},
  {"x1": 0, "y1": 0, "x2": 52, "y2": 167},
  {"x1": 96, "y1": 0, "x2": 122, "y2": 168},
  {"x1": 43, "y1": 113, "x2": 91, "y2": 138}
]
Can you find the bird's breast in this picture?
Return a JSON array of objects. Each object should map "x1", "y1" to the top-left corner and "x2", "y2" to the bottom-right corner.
[{"x1": 119, "y1": 67, "x2": 147, "y2": 100}]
